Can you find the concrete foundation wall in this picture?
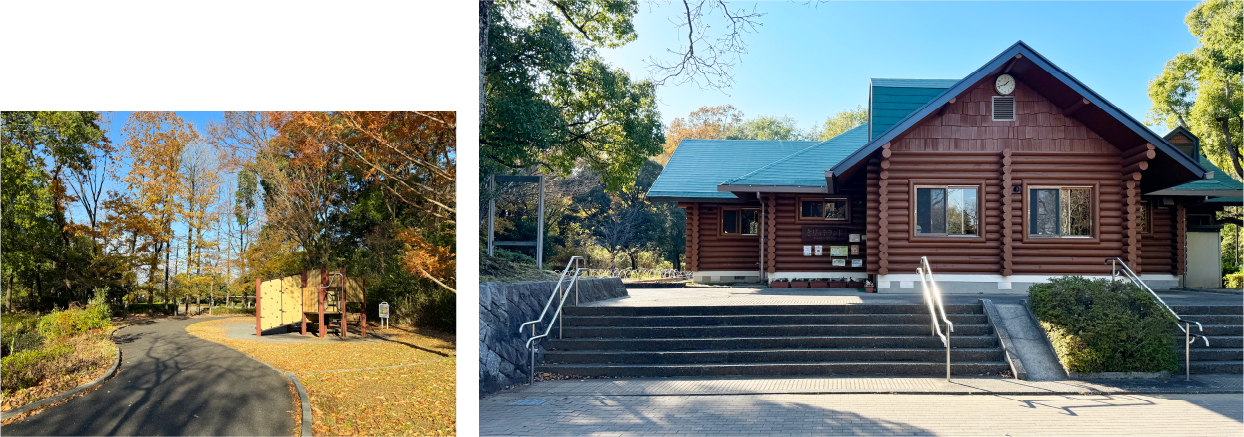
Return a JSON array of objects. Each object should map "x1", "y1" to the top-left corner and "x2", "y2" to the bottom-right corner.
[{"x1": 478, "y1": 278, "x2": 627, "y2": 395}]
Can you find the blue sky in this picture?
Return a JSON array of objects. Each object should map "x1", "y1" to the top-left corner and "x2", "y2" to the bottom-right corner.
[{"x1": 598, "y1": 1, "x2": 1200, "y2": 133}]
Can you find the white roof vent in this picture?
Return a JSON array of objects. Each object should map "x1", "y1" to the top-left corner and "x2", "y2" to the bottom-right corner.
[{"x1": 992, "y1": 96, "x2": 1015, "y2": 121}]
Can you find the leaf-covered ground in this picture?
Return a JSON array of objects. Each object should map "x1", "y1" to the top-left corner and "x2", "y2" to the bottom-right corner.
[
  {"x1": 186, "y1": 317, "x2": 455, "y2": 436},
  {"x1": 1, "y1": 331, "x2": 117, "y2": 412}
]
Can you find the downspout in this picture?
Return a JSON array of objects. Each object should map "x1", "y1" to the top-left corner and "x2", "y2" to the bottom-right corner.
[{"x1": 758, "y1": 192, "x2": 765, "y2": 283}]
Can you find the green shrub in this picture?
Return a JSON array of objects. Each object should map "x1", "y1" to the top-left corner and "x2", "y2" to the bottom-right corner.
[
  {"x1": 1029, "y1": 276, "x2": 1180, "y2": 374},
  {"x1": 120, "y1": 303, "x2": 177, "y2": 316},
  {"x1": 1, "y1": 343, "x2": 73, "y2": 392},
  {"x1": 36, "y1": 305, "x2": 112, "y2": 341},
  {"x1": 211, "y1": 307, "x2": 255, "y2": 315},
  {"x1": 1225, "y1": 271, "x2": 1243, "y2": 289},
  {"x1": 1, "y1": 312, "x2": 44, "y2": 357}
]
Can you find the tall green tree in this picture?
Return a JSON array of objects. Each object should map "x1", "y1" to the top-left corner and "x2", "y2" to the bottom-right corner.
[
  {"x1": 1147, "y1": 0, "x2": 1243, "y2": 179},
  {"x1": 725, "y1": 115, "x2": 814, "y2": 141},
  {"x1": 817, "y1": 105, "x2": 869, "y2": 141}
]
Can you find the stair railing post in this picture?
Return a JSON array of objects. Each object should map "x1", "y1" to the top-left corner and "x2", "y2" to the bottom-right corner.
[
  {"x1": 946, "y1": 324, "x2": 952, "y2": 382},
  {"x1": 557, "y1": 281, "x2": 563, "y2": 340},
  {"x1": 530, "y1": 324, "x2": 536, "y2": 385},
  {"x1": 1185, "y1": 321, "x2": 1191, "y2": 382}
]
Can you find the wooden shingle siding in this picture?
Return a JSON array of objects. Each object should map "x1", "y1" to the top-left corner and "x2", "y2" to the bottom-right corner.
[{"x1": 892, "y1": 81, "x2": 1117, "y2": 154}]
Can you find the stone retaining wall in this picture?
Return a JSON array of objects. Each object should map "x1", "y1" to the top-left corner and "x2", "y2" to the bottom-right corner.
[{"x1": 479, "y1": 278, "x2": 627, "y2": 395}]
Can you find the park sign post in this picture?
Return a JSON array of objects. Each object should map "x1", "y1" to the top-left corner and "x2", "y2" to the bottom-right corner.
[{"x1": 379, "y1": 301, "x2": 390, "y2": 329}]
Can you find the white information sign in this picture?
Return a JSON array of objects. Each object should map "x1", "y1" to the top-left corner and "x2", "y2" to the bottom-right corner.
[
  {"x1": 379, "y1": 301, "x2": 391, "y2": 329},
  {"x1": 814, "y1": 245, "x2": 823, "y2": 256},
  {"x1": 803, "y1": 245, "x2": 812, "y2": 256}
]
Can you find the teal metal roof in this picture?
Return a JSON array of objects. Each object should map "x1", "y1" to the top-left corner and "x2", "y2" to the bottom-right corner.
[
  {"x1": 647, "y1": 139, "x2": 820, "y2": 199},
  {"x1": 1160, "y1": 155, "x2": 1243, "y2": 193},
  {"x1": 870, "y1": 78, "x2": 957, "y2": 140},
  {"x1": 723, "y1": 123, "x2": 870, "y2": 187}
]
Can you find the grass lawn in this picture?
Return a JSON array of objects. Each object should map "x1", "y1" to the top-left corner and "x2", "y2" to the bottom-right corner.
[{"x1": 186, "y1": 317, "x2": 455, "y2": 436}]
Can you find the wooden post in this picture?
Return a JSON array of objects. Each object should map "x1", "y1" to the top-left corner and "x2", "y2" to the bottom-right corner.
[
  {"x1": 340, "y1": 268, "x2": 347, "y2": 338},
  {"x1": 361, "y1": 276, "x2": 367, "y2": 336},
  {"x1": 255, "y1": 278, "x2": 262, "y2": 337},
  {"x1": 688, "y1": 204, "x2": 699, "y2": 271},
  {"x1": 1121, "y1": 144, "x2": 1154, "y2": 272},
  {"x1": 1000, "y1": 149, "x2": 1014, "y2": 276},
  {"x1": 319, "y1": 268, "x2": 327, "y2": 338},
  {"x1": 300, "y1": 270, "x2": 307, "y2": 335},
  {"x1": 878, "y1": 143, "x2": 891, "y2": 276},
  {"x1": 766, "y1": 195, "x2": 777, "y2": 275}
]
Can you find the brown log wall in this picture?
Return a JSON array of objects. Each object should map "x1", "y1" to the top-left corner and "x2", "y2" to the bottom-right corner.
[
  {"x1": 680, "y1": 202, "x2": 761, "y2": 271},
  {"x1": 769, "y1": 192, "x2": 868, "y2": 273},
  {"x1": 1140, "y1": 201, "x2": 1174, "y2": 275}
]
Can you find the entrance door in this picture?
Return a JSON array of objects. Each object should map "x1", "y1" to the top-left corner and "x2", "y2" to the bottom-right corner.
[{"x1": 1186, "y1": 231, "x2": 1222, "y2": 288}]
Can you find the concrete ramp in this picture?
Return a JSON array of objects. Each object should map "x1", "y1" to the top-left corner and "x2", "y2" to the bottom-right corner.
[{"x1": 994, "y1": 303, "x2": 1066, "y2": 381}]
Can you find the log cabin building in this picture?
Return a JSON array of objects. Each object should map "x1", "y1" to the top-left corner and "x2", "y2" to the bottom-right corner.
[{"x1": 648, "y1": 41, "x2": 1243, "y2": 292}]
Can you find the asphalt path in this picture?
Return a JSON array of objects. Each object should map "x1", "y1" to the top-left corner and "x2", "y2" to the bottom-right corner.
[{"x1": 3, "y1": 317, "x2": 295, "y2": 436}]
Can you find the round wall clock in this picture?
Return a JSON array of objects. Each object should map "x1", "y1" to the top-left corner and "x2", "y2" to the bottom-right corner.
[{"x1": 995, "y1": 73, "x2": 1016, "y2": 95}]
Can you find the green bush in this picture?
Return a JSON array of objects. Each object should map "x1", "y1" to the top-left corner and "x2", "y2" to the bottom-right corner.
[
  {"x1": 1, "y1": 343, "x2": 73, "y2": 392},
  {"x1": 211, "y1": 307, "x2": 255, "y2": 315},
  {"x1": 1, "y1": 312, "x2": 44, "y2": 357},
  {"x1": 36, "y1": 305, "x2": 112, "y2": 341},
  {"x1": 119, "y1": 303, "x2": 177, "y2": 316},
  {"x1": 1225, "y1": 271, "x2": 1243, "y2": 289},
  {"x1": 1029, "y1": 276, "x2": 1180, "y2": 374}
]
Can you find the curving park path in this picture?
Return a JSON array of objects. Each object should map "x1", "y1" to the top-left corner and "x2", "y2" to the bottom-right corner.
[{"x1": 3, "y1": 317, "x2": 295, "y2": 436}]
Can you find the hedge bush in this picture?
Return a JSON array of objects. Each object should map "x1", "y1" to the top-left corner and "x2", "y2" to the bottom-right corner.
[
  {"x1": 1029, "y1": 276, "x2": 1180, "y2": 373},
  {"x1": 36, "y1": 305, "x2": 112, "y2": 341},
  {"x1": 211, "y1": 307, "x2": 255, "y2": 315},
  {"x1": 1225, "y1": 271, "x2": 1242, "y2": 289}
]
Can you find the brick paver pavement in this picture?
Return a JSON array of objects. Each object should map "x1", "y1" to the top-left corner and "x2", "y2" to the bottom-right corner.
[{"x1": 480, "y1": 392, "x2": 1243, "y2": 436}]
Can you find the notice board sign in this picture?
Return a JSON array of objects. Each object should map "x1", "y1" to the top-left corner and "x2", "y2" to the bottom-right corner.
[
  {"x1": 801, "y1": 227, "x2": 850, "y2": 243},
  {"x1": 379, "y1": 302, "x2": 390, "y2": 319}
]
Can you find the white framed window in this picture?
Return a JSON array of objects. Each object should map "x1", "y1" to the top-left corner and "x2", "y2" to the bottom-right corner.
[
  {"x1": 915, "y1": 186, "x2": 980, "y2": 237},
  {"x1": 1028, "y1": 187, "x2": 1093, "y2": 237}
]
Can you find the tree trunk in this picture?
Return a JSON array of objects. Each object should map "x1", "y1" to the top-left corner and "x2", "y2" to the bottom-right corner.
[
  {"x1": 480, "y1": 0, "x2": 492, "y2": 134},
  {"x1": 1217, "y1": 117, "x2": 1244, "y2": 180}
]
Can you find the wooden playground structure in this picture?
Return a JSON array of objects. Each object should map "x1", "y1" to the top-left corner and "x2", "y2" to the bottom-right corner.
[{"x1": 254, "y1": 268, "x2": 367, "y2": 338}]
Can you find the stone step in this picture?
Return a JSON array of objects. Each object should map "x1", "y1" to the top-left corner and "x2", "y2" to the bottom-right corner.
[
  {"x1": 544, "y1": 348, "x2": 1007, "y2": 364},
  {"x1": 561, "y1": 323, "x2": 996, "y2": 339},
  {"x1": 1196, "y1": 325, "x2": 1244, "y2": 336},
  {"x1": 1173, "y1": 315, "x2": 1244, "y2": 325},
  {"x1": 537, "y1": 361, "x2": 1012, "y2": 377},
  {"x1": 563, "y1": 304, "x2": 983, "y2": 317},
  {"x1": 1169, "y1": 305, "x2": 1244, "y2": 316},
  {"x1": 547, "y1": 335, "x2": 1001, "y2": 351},
  {"x1": 563, "y1": 313, "x2": 989, "y2": 327},
  {"x1": 1186, "y1": 361, "x2": 1244, "y2": 374},
  {"x1": 1183, "y1": 348, "x2": 1244, "y2": 362},
  {"x1": 1183, "y1": 336, "x2": 1243, "y2": 349}
]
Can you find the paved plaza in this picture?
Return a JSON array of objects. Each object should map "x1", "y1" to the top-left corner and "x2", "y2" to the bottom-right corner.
[{"x1": 481, "y1": 390, "x2": 1243, "y2": 436}]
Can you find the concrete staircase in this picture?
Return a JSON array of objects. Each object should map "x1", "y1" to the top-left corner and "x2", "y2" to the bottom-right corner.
[
  {"x1": 539, "y1": 303, "x2": 1011, "y2": 377},
  {"x1": 1172, "y1": 305, "x2": 1243, "y2": 374}
]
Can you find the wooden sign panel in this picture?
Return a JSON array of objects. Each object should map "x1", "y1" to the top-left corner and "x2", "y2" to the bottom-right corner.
[{"x1": 801, "y1": 226, "x2": 851, "y2": 243}]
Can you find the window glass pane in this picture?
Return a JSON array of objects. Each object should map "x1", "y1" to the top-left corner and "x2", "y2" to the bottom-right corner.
[
  {"x1": 1061, "y1": 188, "x2": 1092, "y2": 236},
  {"x1": 722, "y1": 210, "x2": 740, "y2": 234},
  {"x1": 916, "y1": 188, "x2": 932, "y2": 234},
  {"x1": 929, "y1": 188, "x2": 946, "y2": 234},
  {"x1": 1138, "y1": 202, "x2": 1150, "y2": 233},
  {"x1": 742, "y1": 210, "x2": 759, "y2": 235},
  {"x1": 800, "y1": 201, "x2": 822, "y2": 219},
  {"x1": 824, "y1": 200, "x2": 848, "y2": 220},
  {"x1": 1031, "y1": 188, "x2": 1059, "y2": 236},
  {"x1": 946, "y1": 187, "x2": 978, "y2": 236},
  {"x1": 947, "y1": 189, "x2": 964, "y2": 235}
]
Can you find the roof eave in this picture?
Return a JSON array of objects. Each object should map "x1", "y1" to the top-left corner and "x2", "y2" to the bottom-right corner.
[
  {"x1": 1145, "y1": 188, "x2": 1244, "y2": 197},
  {"x1": 831, "y1": 41, "x2": 1207, "y2": 179}
]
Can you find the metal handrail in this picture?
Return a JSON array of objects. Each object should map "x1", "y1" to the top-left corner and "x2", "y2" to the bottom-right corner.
[
  {"x1": 1105, "y1": 257, "x2": 1208, "y2": 381},
  {"x1": 518, "y1": 256, "x2": 583, "y2": 335},
  {"x1": 519, "y1": 256, "x2": 585, "y2": 385},
  {"x1": 917, "y1": 256, "x2": 954, "y2": 381}
]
